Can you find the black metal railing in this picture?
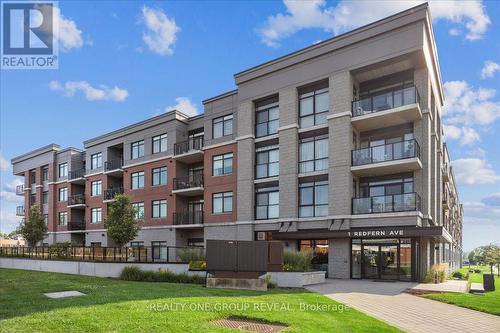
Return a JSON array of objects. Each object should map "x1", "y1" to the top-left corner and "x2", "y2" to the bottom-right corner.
[
  {"x1": 68, "y1": 221, "x2": 86, "y2": 231},
  {"x1": 16, "y1": 206, "x2": 24, "y2": 216},
  {"x1": 352, "y1": 192, "x2": 421, "y2": 214},
  {"x1": 68, "y1": 194, "x2": 85, "y2": 206},
  {"x1": 104, "y1": 159, "x2": 123, "y2": 171},
  {"x1": 352, "y1": 86, "x2": 420, "y2": 117},
  {"x1": 103, "y1": 187, "x2": 123, "y2": 201},
  {"x1": 69, "y1": 169, "x2": 85, "y2": 180},
  {"x1": 16, "y1": 185, "x2": 24, "y2": 195},
  {"x1": 174, "y1": 136, "x2": 204, "y2": 155},
  {"x1": 0, "y1": 246, "x2": 205, "y2": 264},
  {"x1": 173, "y1": 174, "x2": 204, "y2": 190},
  {"x1": 351, "y1": 139, "x2": 420, "y2": 166},
  {"x1": 174, "y1": 210, "x2": 204, "y2": 225}
]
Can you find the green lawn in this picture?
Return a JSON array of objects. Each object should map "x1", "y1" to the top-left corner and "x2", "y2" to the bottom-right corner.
[
  {"x1": 0, "y1": 268, "x2": 402, "y2": 333},
  {"x1": 422, "y1": 266, "x2": 500, "y2": 316}
]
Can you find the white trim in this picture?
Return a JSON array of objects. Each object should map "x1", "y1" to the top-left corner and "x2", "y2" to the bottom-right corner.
[
  {"x1": 47, "y1": 180, "x2": 68, "y2": 185},
  {"x1": 298, "y1": 170, "x2": 329, "y2": 178},
  {"x1": 202, "y1": 140, "x2": 236, "y2": 150},
  {"x1": 122, "y1": 155, "x2": 173, "y2": 169},
  {"x1": 278, "y1": 124, "x2": 298, "y2": 131},
  {"x1": 254, "y1": 176, "x2": 279, "y2": 184},
  {"x1": 254, "y1": 134, "x2": 279, "y2": 143},
  {"x1": 235, "y1": 134, "x2": 254, "y2": 141},
  {"x1": 327, "y1": 111, "x2": 351, "y2": 120},
  {"x1": 298, "y1": 123, "x2": 329, "y2": 133},
  {"x1": 83, "y1": 171, "x2": 103, "y2": 178},
  {"x1": 351, "y1": 157, "x2": 423, "y2": 173}
]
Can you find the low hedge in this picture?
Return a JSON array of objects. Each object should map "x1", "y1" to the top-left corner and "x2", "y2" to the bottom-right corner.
[{"x1": 120, "y1": 266, "x2": 205, "y2": 284}]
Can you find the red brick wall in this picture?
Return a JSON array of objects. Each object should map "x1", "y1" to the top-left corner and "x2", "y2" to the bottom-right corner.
[{"x1": 85, "y1": 174, "x2": 108, "y2": 230}]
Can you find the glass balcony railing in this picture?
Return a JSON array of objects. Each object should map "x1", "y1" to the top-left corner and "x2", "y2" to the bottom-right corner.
[
  {"x1": 174, "y1": 136, "x2": 203, "y2": 155},
  {"x1": 352, "y1": 192, "x2": 421, "y2": 214},
  {"x1": 352, "y1": 86, "x2": 420, "y2": 117},
  {"x1": 351, "y1": 139, "x2": 420, "y2": 166}
]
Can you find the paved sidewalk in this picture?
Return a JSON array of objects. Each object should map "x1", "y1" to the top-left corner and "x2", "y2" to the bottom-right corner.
[{"x1": 307, "y1": 279, "x2": 500, "y2": 333}]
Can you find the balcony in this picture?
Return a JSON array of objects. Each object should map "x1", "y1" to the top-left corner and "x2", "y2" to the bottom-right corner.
[
  {"x1": 351, "y1": 139, "x2": 422, "y2": 177},
  {"x1": 173, "y1": 210, "x2": 204, "y2": 226},
  {"x1": 172, "y1": 174, "x2": 204, "y2": 196},
  {"x1": 68, "y1": 220, "x2": 86, "y2": 231},
  {"x1": 352, "y1": 192, "x2": 421, "y2": 215},
  {"x1": 103, "y1": 188, "x2": 123, "y2": 202},
  {"x1": 69, "y1": 169, "x2": 86, "y2": 184},
  {"x1": 104, "y1": 159, "x2": 123, "y2": 176},
  {"x1": 351, "y1": 86, "x2": 422, "y2": 131},
  {"x1": 173, "y1": 136, "x2": 204, "y2": 164},
  {"x1": 16, "y1": 185, "x2": 24, "y2": 196},
  {"x1": 68, "y1": 194, "x2": 86, "y2": 209},
  {"x1": 442, "y1": 164, "x2": 450, "y2": 182},
  {"x1": 16, "y1": 206, "x2": 24, "y2": 216}
]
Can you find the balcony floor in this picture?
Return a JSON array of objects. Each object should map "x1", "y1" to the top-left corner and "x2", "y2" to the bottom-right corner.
[
  {"x1": 173, "y1": 150, "x2": 204, "y2": 164},
  {"x1": 172, "y1": 187, "x2": 204, "y2": 197},
  {"x1": 351, "y1": 157, "x2": 422, "y2": 177},
  {"x1": 352, "y1": 103, "x2": 422, "y2": 131}
]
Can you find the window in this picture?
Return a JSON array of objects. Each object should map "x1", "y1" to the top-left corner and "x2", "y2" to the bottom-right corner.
[
  {"x1": 213, "y1": 153, "x2": 233, "y2": 176},
  {"x1": 299, "y1": 180, "x2": 328, "y2": 217},
  {"x1": 212, "y1": 192, "x2": 233, "y2": 213},
  {"x1": 131, "y1": 171, "x2": 145, "y2": 189},
  {"x1": 58, "y1": 188, "x2": 68, "y2": 202},
  {"x1": 152, "y1": 200, "x2": 167, "y2": 218},
  {"x1": 42, "y1": 191, "x2": 48, "y2": 204},
  {"x1": 256, "y1": 103, "x2": 279, "y2": 137},
  {"x1": 152, "y1": 134, "x2": 168, "y2": 154},
  {"x1": 299, "y1": 136, "x2": 328, "y2": 173},
  {"x1": 58, "y1": 163, "x2": 68, "y2": 178},
  {"x1": 91, "y1": 208, "x2": 102, "y2": 224},
  {"x1": 30, "y1": 170, "x2": 36, "y2": 184},
  {"x1": 256, "y1": 186, "x2": 279, "y2": 220},
  {"x1": 58, "y1": 212, "x2": 68, "y2": 226},
  {"x1": 131, "y1": 140, "x2": 145, "y2": 159},
  {"x1": 42, "y1": 167, "x2": 49, "y2": 181},
  {"x1": 91, "y1": 152, "x2": 102, "y2": 169},
  {"x1": 152, "y1": 167, "x2": 167, "y2": 186},
  {"x1": 130, "y1": 241, "x2": 144, "y2": 247},
  {"x1": 152, "y1": 241, "x2": 167, "y2": 261},
  {"x1": 30, "y1": 194, "x2": 36, "y2": 205},
  {"x1": 256, "y1": 145, "x2": 279, "y2": 179},
  {"x1": 91, "y1": 180, "x2": 102, "y2": 196},
  {"x1": 213, "y1": 114, "x2": 233, "y2": 138},
  {"x1": 90, "y1": 242, "x2": 102, "y2": 247},
  {"x1": 43, "y1": 214, "x2": 48, "y2": 226},
  {"x1": 299, "y1": 85, "x2": 329, "y2": 127},
  {"x1": 132, "y1": 202, "x2": 145, "y2": 220}
]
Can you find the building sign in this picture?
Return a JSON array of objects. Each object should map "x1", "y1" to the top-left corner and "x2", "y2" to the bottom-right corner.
[{"x1": 348, "y1": 229, "x2": 405, "y2": 238}]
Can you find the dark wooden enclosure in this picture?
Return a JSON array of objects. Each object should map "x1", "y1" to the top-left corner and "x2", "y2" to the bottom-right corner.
[{"x1": 206, "y1": 240, "x2": 283, "y2": 278}]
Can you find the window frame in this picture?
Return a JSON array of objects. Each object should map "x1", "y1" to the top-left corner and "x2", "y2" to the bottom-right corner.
[
  {"x1": 255, "y1": 103, "x2": 279, "y2": 138},
  {"x1": 131, "y1": 140, "x2": 145, "y2": 160},
  {"x1": 299, "y1": 135, "x2": 328, "y2": 173},
  {"x1": 91, "y1": 207, "x2": 102, "y2": 224},
  {"x1": 58, "y1": 211, "x2": 68, "y2": 226},
  {"x1": 58, "y1": 187, "x2": 68, "y2": 202},
  {"x1": 58, "y1": 163, "x2": 68, "y2": 178},
  {"x1": 255, "y1": 145, "x2": 279, "y2": 179},
  {"x1": 212, "y1": 114, "x2": 233, "y2": 138},
  {"x1": 152, "y1": 199, "x2": 167, "y2": 218},
  {"x1": 212, "y1": 153, "x2": 233, "y2": 176},
  {"x1": 42, "y1": 167, "x2": 49, "y2": 182},
  {"x1": 255, "y1": 186, "x2": 279, "y2": 220},
  {"x1": 132, "y1": 202, "x2": 145, "y2": 220},
  {"x1": 212, "y1": 191, "x2": 233, "y2": 214},
  {"x1": 42, "y1": 191, "x2": 48, "y2": 204},
  {"x1": 152, "y1": 133, "x2": 168, "y2": 154},
  {"x1": 299, "y1": 86, "x2": 329, "y2": 128},
  {"x1": 91, "y1": 180, "x2": 102, "y2": 196},
  {"x1": 299, "y1": 180, "x2": 328, "y2": 217},
  {"x1": 90, "y1": 152, "x2": 103, "y2": 170},
  {"x1": 152, "y1": 167, "x2": 167, "y2": 186},
  {"x1": 131, "y1": 171, "x2": 145, "y2": 190}
]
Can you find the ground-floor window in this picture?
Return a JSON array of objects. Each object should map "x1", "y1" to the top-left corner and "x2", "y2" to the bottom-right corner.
[
  {"x1": 299, "y1": 239, "x2": 328, "y2": 270},
  {"x1": 152, "y1": 241, "x2": 167, "y2": 261},
  {"x1": 351, "y1": 238, "x2": 416, "y2": 281},
  {"x1": 187, "y1": 238, "x2": 204, "y2": 247}
]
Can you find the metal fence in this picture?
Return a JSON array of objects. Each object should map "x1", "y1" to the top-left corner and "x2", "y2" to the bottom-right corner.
[{"x1": 0, "y1": 246, "x2": 205, "y2": 264}]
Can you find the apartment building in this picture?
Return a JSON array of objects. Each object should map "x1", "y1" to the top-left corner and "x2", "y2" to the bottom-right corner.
[{"x1": 11, "y1": 3, "x2": 462, "y2": 281}]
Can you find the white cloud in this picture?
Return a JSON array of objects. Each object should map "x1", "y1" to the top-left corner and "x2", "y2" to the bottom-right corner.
[
  {"x1": 0, "y1": 191, "x2": 21, "y2": 203},
  {"x1": 164, "y1": 97, "x2": 199, "y2": 117},
  {"x1": 0, "y1": 154, "x2": 9, "y2": 172},
  {"x1": 3, "y1": 179, "x2": 23, "y2": 192},
  {"x1": 141, "y1": 6, "x2": 180, "y2": 56},
  {"x1": 481, "y1": 193, "x2": 500, "y2": 207},
  {"x1": 452, "y1": 158, "x2": 500, "y2": 185},
  {"x1": 481, "y1": 60, "x2": 500, "y2": 79},
  {"x1": 443, "y1": 80, "x2": 500, "y2": 126},
  {"x1": 37, "y1": 5, "x2": 84, "y2": 51},
  {"x1": 443, "y1": 125, "x2": 480, "y2": 146},
  {"x1": 49, "y1": 80, "x2": 129, "y2": 102},
  {"x1": 258, "y1": 0, "x2": 490, "y2": 47}
]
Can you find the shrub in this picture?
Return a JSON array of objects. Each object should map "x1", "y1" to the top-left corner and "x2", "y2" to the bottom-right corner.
[
  {"x1": 474, "y1": 269, "x2": 482, "y2": 273},
  {"x1": 188, "y1": 260, "x2": 207, "y2": 270},
  {"x1": 48, "y1": 242, "x2": 73, "y2": 259},
  {"x1": 452, "y1": 271, "x2": 464, "y2": 279},
  {"x1": 283, "y1": 250, "x2": 313, "y2": 272},
  {"x1": 422, "y1": 264, "x2": 448, "y2": 283},
  {"x1": 177, "y1": 248, "x2": 205, "y2": 263},
  {"x1": 119, "y1": 266, "x2": 205, "y2": 284}
]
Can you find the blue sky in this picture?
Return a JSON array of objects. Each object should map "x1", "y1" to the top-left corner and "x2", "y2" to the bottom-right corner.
[{"x1": 1, "y1": 0, "x2": 499, "y2": 251}]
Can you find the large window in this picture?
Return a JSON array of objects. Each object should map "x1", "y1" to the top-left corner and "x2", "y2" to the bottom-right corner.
[
  {"x1": 91, "y1": 180, "x2": 102, "y2": 196},
  {"x1": 299, "y1": 136, "x2": 328, "y2": 173},
  {"x1": 91, "y1": 207, "x2": 102, "y2": 224},
  {"x1": 213, "y1": 192, "x2": 233, "y2": 213},
  {"x1": 256, "y1": 186, "x2": 279, "y2": 220},
  {"x1": 58, "y1": 188, "x2": 68, "y2": 202},
  {"x1": 132, "y1": 202, "x2": 145, "y2": 220},
  {"x1": 299, "y1": 180, "x2": 328, "y2": 217},
  {"x1": 42, "y1": 191, "x2": 48, "y2": 204},
  {"x1": 299, "y1": 85, "x2": 329, "y2": 127},
  {"x1": 58, "y1": 212, "x2": 68, "y2": 226},
  {"x1": 256, "y1": 145, "x2": 279, "y2": 179},
  {"x1": 152, "y1": 134, "x2": 168, "y2": 154},
  {"x1": 91, "y1": 152, "x2": 102, "y2": 169},
  {"x1": 131, "y1": 140, "x2": 145, "y2": 159},
  {"x1": 152, "y1": 200, "x2": 167, "y2": 218},
  {"x1": 42, "y1": 167, "x2": 49, "y2": 181},
  {"x1": 43, "y1": 214, "x2": 48, "y2": 226},
  {"x1": 131, "y1": 171, "x2": 145, "y2": 189},
  {"x1": 58, "y1": 163, "x2": 68, "y2": 178},
  {"x1": 152, "y1": 241, "x2": 168, "y2": 261},
  {"x1": 152, "y1": 167, "x2": 167, "y2": 186},
  {"x1": 255, "y1": 102, "x2": 279, "y2": 137},
  {"x1": 213, "y1": 114, "x2": 233, "y2": 138},
  {"x1": 213, "y1": 153, "x2": 233, "y2": 176}
]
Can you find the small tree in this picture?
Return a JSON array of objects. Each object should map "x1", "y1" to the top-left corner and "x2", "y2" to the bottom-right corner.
[
  {"x1": 104, "y1": 194, "x2": 140, "y2": 247},
  {"x1": 482, "y1": 245, "x2": 500, "y2": 276},
  {"x1": 17, "y1": 205, "x2": 47, "y2": 246}
]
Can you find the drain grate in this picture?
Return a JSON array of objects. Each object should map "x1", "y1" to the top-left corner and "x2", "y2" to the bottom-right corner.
[{"x1": 211, "y1": 318, "x2": 287, "y2": 332}]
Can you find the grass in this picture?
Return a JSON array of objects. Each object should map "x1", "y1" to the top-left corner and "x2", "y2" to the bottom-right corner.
[
  {"x1": 0, "y1": 268, "x2": 402, "y2": 333},
  {"x1": 422, "y1": 266, "x2": 500, "y2": 316}
]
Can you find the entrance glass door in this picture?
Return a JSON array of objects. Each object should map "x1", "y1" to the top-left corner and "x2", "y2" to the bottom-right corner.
[
  {"x1": 362, "y1": 245, "x2": 379, "y2": 279},
  {"x1": 380, "y1": 245, "x2": 398, "y2": 280}
]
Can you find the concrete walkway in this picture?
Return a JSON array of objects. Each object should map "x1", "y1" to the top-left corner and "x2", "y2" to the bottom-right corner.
[{"x1": 307, "y1": 279, "x2": 500, "y2": 333}]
